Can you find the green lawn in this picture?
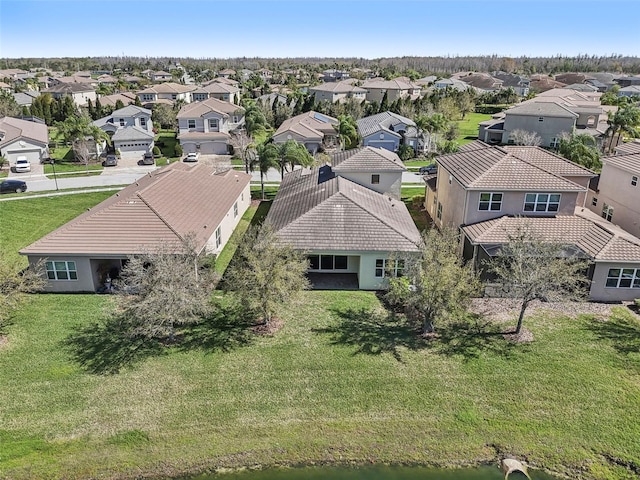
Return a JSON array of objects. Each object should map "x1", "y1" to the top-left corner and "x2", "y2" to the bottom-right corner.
[
  {"x1": 455, "y1": 113, "x2": 492, "y2": 145},
  {"x1": 155, "y1": 129, "x2": 180, "y2": 162}
]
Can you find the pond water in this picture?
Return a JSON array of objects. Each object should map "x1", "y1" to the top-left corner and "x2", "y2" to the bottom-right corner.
[{"x1": 186, "y1": 465, "x2": 560, "y2": 480}]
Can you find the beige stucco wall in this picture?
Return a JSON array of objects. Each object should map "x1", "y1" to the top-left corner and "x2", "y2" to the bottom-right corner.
[
  {"x1": 587, "y1": 163, "x2": 640, "y2": 237},
  {"x1": 590, "y1": 262, "x2": 640, "y2": 302},
  {"x1": 204, "y1": 182, "x2": 251, "y2": 255},
  {"x1": 336, "y1": 171, "x2": 402, "y2": 199},
  {"x1": 434, "y1": 170, "x2": 467, "y2": 228},
  {"x1": 28, "y1": 256, "x2": 95, "y2": 293}
]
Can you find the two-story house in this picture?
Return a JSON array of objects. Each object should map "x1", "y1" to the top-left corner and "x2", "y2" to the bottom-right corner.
[
  {"x1": 137, "y1": 82, "x2": 195, "y2": 107},
  {"x1": 176, "y1": 98, "x2": 245, "y2": 155},
  {"x1": 272, "y1": 111, "x2": 339, "y2": 154},
  {"x1": 331, "y1": 146, "x2": 406, "y2": 199},
  {"x1": 357, "y1": 111, "x2": 423, "y2": 154},
  {"x1": 588, "y1": 151, "x2": 640, "y2": 237},
  {"x1": 191, "y1": 82, "x2": 241, "y2": 104},
  {"x1": 426, "y1": 142, "x2": 640, "y2": 302},
  {"x1": 92, "y1": 105, "x2": 155, "y2": 158},
  {"x1": 362, "y1": 77, "x2": 421, "y2": 103},
  {"x1": 309, "y1": 81, "x2": 367, "y2": 104},
  {"x1": 41, "y1": 82, "x2": 97, "y2": 107}
]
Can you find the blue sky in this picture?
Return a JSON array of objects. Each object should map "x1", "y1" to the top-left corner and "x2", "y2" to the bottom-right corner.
[{"x1": 0, "y1": 0, "x2": 638, "y2": 59}]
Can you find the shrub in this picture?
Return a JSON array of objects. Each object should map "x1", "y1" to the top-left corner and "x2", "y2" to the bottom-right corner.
[
  {"x1": 174, "y1": 144, "x2": 183, "y2": 157},
  {"x1": 397, "y1": 144, "x2": 415, "y2": 162},
  {"x1": 152, "y1": 146, "x2": 161, "y2": 157}
]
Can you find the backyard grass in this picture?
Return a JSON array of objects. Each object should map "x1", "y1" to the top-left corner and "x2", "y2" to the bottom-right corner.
[
  {"x1": 155, "y1": 129, "x2": 180, "y2": 162},
  {"x1": 455, "y1": 113, "x2": 492, "y2": 145}
]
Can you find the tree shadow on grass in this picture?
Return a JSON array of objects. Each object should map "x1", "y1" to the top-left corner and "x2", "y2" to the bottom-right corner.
[
  {"x1": 315, "y1": 307, "x2": 523, "y2": 362},
  {"x1": 584, "y1": 310, "x2": 640, "y2": 361},
  {"x1": 314, "y1": 307, "x2": 424, "y2": 362},
  {"x1": 178, "y1": 299, "x2": 254, "y2": 353},
  {"x1": 434, "y1": 314, "x2": 526, "y2": 361},
  {"x1": 63, "y1": 316, "x2": 165, "y2": 375}
]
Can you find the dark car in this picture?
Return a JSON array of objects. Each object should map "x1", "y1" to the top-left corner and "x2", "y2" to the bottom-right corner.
[
  {"x1": 103, "y1": 154, "x2": 118, "y2": 167},
  {"x1": 0, "y1": 179, "x2": 27, "y2": 194},
  {"x1": 141, "y1": 152, "x2": 155, "y2": 165},
  {"x1": 419, "y1": 163, "x2": 438, "y2": 175}
]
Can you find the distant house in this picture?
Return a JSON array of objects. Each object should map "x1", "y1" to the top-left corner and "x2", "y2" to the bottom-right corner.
[
  {"x1": 362, "y1": 77, "x2": 421, "y2": 103},
  {"x1": 433, "y1": 77, "x2": 477, "y2": 92},
  {"x1": 322, "y1": 69, "x2": 350, "y2": 82},
  {"x1": 20, "y1": 163, "x2": 252, "y2": 293},
  {"x1": 357, "y1": 111, "x2": 423, "y2": 153},
  {"x1": 176, "y1": 98, "x2": 245, "y2": 155},
  {"x1": 42, "y1": 83, "x2": 97, "y2": 106},
  {"x1": 137, "y1": 82, "x2": 195, "y2": 107},
  {"x1": 618, "y1": 86, "x2": 640, "y2": 98},
  {"x1": 97, "y1": 92, "x2": 138, "y2": 108},
  {"x1": 331, "y1": 146, "x2": 406, "y2": 199},
  {"x1": 150, "y1": 71, "x2": 173, "y2": 82},
  {"x1": 191, "y1": 82, "x2": 241, "y2": 104},
  {"x1": 587, "y1": 151, "x2": 640, "y2": 237},
  {"x1": 272, "y1": 111, "x2": 339, "y2": 154},
  {"x1": 309, "y1": 81, "x2": 366, "y2": 104},
  {"x1": 265, "y1": 165, "x2": 421, "y2": 290},
  {"x1": 92, "y1": 105, "x2": 154, "y2": 157},
  {"x1": 12, "y1": 91, "x2": 40, "y2": 108},
  {"x1": 491, "y1": 72, "x2": 530, "y2": 96},
  {"x1": 0, "y1": 116, "x2": 49, "y2": 165},
  {"x1": 455, "y1": 72, "x2": 503, "y2": 92},
  {"x1": 0, "y1": 81, "x2": 11, "y2": 93},
  {"x1": 218, "y1": 69, "x2": 236, "y2": 79}
]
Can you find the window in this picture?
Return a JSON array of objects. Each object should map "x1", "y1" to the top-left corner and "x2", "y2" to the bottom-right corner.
[
  {"x1": 602, "y1": 203, "x2": 614, "y2": 221},
  {"x1": 437, "y1": 202, "x2": 443, "y2": 220},
  {"x1": 606, "y1": 268, "x2": 640, "y2": 289},
  {"x1": 209, "y1": 118, "x2": 219, "y2": 130},
  {"x1": 524, "y1": 193, "x2": 561, "y2": 212},
  {"x1": 632, "y1": 176, "x2": 638, "y2": 187},
  {"x1": 478, "y1": 192, "x2": 503, "y2": 211},
  {"x1": 375, "y1": 259, "x2": 405, "y2": 278},
  {"x1": 119, "y1": 118, "x2": 125, "y2": 126},
  {"x1": 591, "y1": 197, "x2": 598, "y2": 207},
  {"x1": 188, "y1": 119, "x2": 196, "y2": 130},
  {"x1": 307, "y1": 255, "x2": 348, "y2": 271},
  {"x1": 45, "y1": 261, "x2": 77, "y2": 281},
  {"x1": 538, "y1": 117, "x2": 544, "y2": 122},
  {"x1": 171, "y1": 94, "x2": 177, "y2": 100},
  {"x1": 215, "y1": 227, "x2": 221, "y2": 249},
  {"x1": 140, "y1": 117, "x2": 146, "y2": 128},
  {"x1": 232, "y1": 116, "x2": 240, "y2": 123},
  {"x1": 233, "y1": 201, "x2": 238, "y2": 218},
  {"x1": 550, "y1": 137, "x2": 560, "y2": 149},
  {"x1": 142, "y1": 94, "x2": 154, "y2": 101},
  {"x1": 371, "y1": 174, "x2": 380, "y2": 185}
]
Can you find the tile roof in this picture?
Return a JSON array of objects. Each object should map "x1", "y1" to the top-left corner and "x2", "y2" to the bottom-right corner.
[
  {"x1": 310, "y1": 81, "x2": 367, "y2": 93},
  {"x1": 362, "y1": 77, "x2": 418, "y2": 90},
  {"x1": 615, "y1": 140, "x2": 640, "y2": 156},
  {"x1": 274, "y1": 111, "x2": 338, "y2": 140},
  {"x1": 43, "y1": 83, "x2": 95, "y2": 93},
  {"x1": 462, "y1": 212, "x2": 640, "y2": 262},
  {"x1": 20, "y1": 164, "x2": 251, "y2": 257},
  {"x1": 502, "y1": 146, "x2": 595, "y2": 177},
  {"x1": 137, "y1": 82, "x2": 196, "y2": 94},
  {"x1": 266, "y1": 166, "x2": 421, "y2": 252},
  {"x1": 0, "y1": 116, "x2": 48, "y2": 147},
  {"x1": 112, "y1": 125, "x2": 154, "y2": 141},
  {"x1": 603, "y1": 152, "x2": 640, "y2": 174},
  {"x1": 356, "y1": 111, "x2": 415, "y2": 138},
  {"x1": 177, "y1": 97, "x2": 244, "y2": 119},
  {"x1": 331, "y1": 146, "x2": 405, "y2": 172},
  {"x1": 505, "y1": 101, "x2": 578, "y2": 118},
  {"x1": 201, "y1": 82, "x2": 240, "y2": 94},
  {"x1": 436, "y1": 146, "x2": 585, "y2": 191}
]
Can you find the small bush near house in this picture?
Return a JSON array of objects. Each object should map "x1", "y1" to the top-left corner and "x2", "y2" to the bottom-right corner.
[
  {"x1": 152, "y1": 146, "x2": 161, "y2": 157},
  {"x1": 398, "y1": 144, "x2": 415, "y2": 161},
  {"x1": 174, "y1": 144, "x2": 183, "y2": 157}
]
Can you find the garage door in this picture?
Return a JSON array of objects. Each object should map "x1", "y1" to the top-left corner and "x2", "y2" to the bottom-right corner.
[
  {"x1": 366, "y1": 140, "x2": 396, "y2": 151},
  {"x1": 8, "y1": 149, "x2": 41, "y2": 164}
]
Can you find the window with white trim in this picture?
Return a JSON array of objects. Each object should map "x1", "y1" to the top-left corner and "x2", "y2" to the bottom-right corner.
[
  {"x1": 215, "y1": 226, "x2": 221, "y2": 249},
  {"x1": 478, "y1": 192, "x2": 503, "y2": 211},
  {"x1": 606, "y1": 268, "x2": 640, "y2": 288},
  {"x1": 142, "y1": 94, "x2": 154, "y2": 102},
  {"x1": 632, "y1": 176, "x2": 638, "y2": 187},
  {"x1": 602, "y1": 203, "x2": 614, "y2": 221},
  {"x1": 232, "y1": 115, "x2": 240, "y2": 123},
  {"x1": 140, "y1": 117, "x2": 146, "y2": 128},
  {"x1": 46, "y1": 261, "x2": 77, "y2": 281},
  {"x1": 371, "y1": 174, "x2": 380, "y2": 185},
  {"x1": 437, "y1": 202, "x2": 443, "y2": 220},
  {"x1": 524, "y1": 193, "x2": 560, "y2": 212},
  {"x1": 591, "y1": 197, "x2": 598, "y2": 206},
  {"x1": 233, "y1": 201, "x2": 238, "y2": 218},
  {"x1": 187, "y1": 119, "x2": 196, "y2": 130},
  {"x1": 119, "y1": 118, "x2": 125, "y2": 126},
  {"x1": 209, "y1": 118, "x2": 218, "y2": 130},
  {"x1": 550, "y1": 137, "x2": 560, "y2": 149},
  {"x1": 374, "y1": 259, "x2": 405, "y2": 278}
]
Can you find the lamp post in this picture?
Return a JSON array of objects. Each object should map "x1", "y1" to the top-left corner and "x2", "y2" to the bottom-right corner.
[{"x1": 49, "y1": 158, "x2": 59, "y2": 191}]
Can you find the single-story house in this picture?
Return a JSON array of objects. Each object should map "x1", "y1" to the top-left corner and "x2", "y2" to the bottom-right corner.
[
  {"x1": 20, "y1": 163, "x2": 252, "y2": 293},
  {"x1": 0, "y1": 116, "x2": 49, "y2": 165}
]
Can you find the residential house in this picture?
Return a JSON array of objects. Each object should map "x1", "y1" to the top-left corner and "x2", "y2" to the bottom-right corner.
[
  {"x1": 0, "y1": 81, "x2": 11, "y2": 93},
  {"x1": 454, "y1": 72, "x2": 503, "y2": 93},
  {"x1": 265, "y1": 164, "x2": 421, "y2": 290},
  {"x1": 491, "y1": 72, "x2": 531, "y2": 96},
  {"x1": 362, "y1": 77, "x2": 421, "y2": 103},
  {"x1": 309, "y1": 81, "x2": 367, "y2": 104},
  {"x1": 97, "y1": 74, "x2": 118, "y2": 86},
  {"x1": 614, "y1": 140, "x2": 640, "y2": 156},
  {"x1": 137, "y1": 82, "x2": 195, "y2": 107},
  {"x1": 0, "y1": 116, "x2": 49, "y2": 165},
  {"x1": 614, "y1": 75, "x2": 640, "y2": 88},
  {"x1": 322, "y1": 69, "x2": 350, "y2": 82},
  {"x1": 272, "y1": 111, "x2": 339, "y2": 154},
  {"x1": 12, "y1": 91, "x2": 40, "y2": 108},
  {"x1": 618, "y1": 86, "x2": 640, "y2": 98},
  {"x1": 92, "y1": 105, "x2": 155, "y2": 158},
  {"x1": 433, "y1": 77, "x2": 478, "y2": 92},
  {"x1": 356, "y1": 111, "x2": 423, "y2": 153},
  {"x1": 587, "y1": 151, "x2": 640, "y2": 237},
  {"x1": 20, "y1": 163, "x2": 252, "y2": 293},
  {"x1": 176, "y1": 97, "x2": 245, "y2": 155},
  {"x1": 529, "y1": 74, "x2": 566, "y2": 93},
  {"x1": 42, "y1": 83, "x2": 97, "y2": 107},
  {"x1": 330, "y1": 146, "x2": 406, "y2": 199},
  {"x1": 0, "y1": 69, "x2": 29, "y2": 81},
  {"x1": 191, "y1": 82, "x2": 241, "y2": 104},
  {"x1": 97, "y1": 92, "x2": 138, "y2": 109},
  {"x1": 150, "y1": 71, "x2": 173, "y2": 82},
  {"x1": 218, "y1": 69, "x2": 236, "y2": 78}
]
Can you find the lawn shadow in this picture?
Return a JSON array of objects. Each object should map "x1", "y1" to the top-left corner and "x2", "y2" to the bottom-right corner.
[
  {"x1": 434, "y1": 314, "x2": 525, "y2": 361},
  {"x1": 584, "y1": 310, "x2": 640, "y2": 360},
  {"x1": 314, "y1": 307, "x2": 425, "y2": 362},
  {"x1": 63, "y1": 316, "x2": 165, "y2": 375},
  {"x1": 178, "y1": 298, "x2": 254, "y2": 353}
]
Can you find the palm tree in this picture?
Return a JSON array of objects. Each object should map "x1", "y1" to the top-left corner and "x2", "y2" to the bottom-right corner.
[
  {"x1": 276, "y1": 139, "x2": 314, "y2": 177},
  {"x1": 254, "y1": 143, "x2": 279, "y2": 200},
  {"x1": 606, "y1": 105, "x2": 640, "y2": 153},
  {"x1": 337, "y1": 114, "x2": 359, "y2": 150},
  {"x1": 415, "y1": 113, "x2": 447, "y2": 154},
  {"x1": 558, "y1": 133, "x2": 601, "y2": 170}
]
